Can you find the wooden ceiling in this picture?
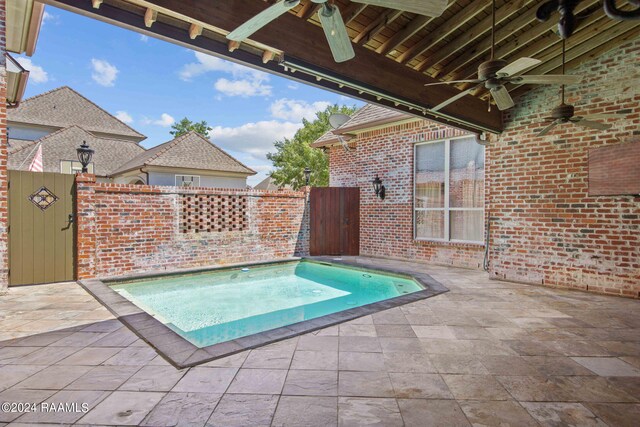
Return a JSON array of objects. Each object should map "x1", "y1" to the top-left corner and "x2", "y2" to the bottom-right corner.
[{"x1": 43, "y1": 0, "x2": 639, "y2": 133}]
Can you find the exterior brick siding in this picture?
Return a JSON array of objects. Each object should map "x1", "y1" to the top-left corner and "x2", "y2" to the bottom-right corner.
[
  {"x1": 75, "y1": 174, "x2": 309, "y2": 279},
  {"x1": 0, "y1": 0, "x2": 7, "y2": 289},
  {"x1": 328, "y1": 40, "x2": 639, "y2": 298}
]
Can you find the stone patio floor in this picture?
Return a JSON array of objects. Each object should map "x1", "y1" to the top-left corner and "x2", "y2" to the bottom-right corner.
[{"x1": 0, "y1": 257, "x2": 638, "y2": 426}]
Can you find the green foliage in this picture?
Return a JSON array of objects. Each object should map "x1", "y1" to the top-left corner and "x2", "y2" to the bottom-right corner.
[
  {"x1": 267, "y1": 104, "x2": 358, "y2": 190},
  {"x1": 170, "y1": 117, "x2": 213, "y2": 138}
]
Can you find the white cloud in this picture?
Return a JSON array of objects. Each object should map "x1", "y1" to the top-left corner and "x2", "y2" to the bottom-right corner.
[
  {"x1": 287, "y1": 83, "x2": 300, "y2": 90},
  {"x1": 180, "y1": 52, "x2": 272, "y2": 97},
  {"x1": 142, "y1": 113, "x2": 175, "y2": 127},
  {"x1": 41, "y1": 10, "x2": 59, "y2": 25},
  {"x1": 269, "y1": 99, "x2": 331, "y2": 122},
  {"x1": 115, "y1": 111, "x2": 133, "y2": 124},
  {"x1": 91, "y1": 58, "x2": 118, "y2": 87},
  {"x1": 210, "y1": 120, "x2": 300, "y2": 157},
  {"x1": 140, "y1": 34, "x2": 149, "y2": 42},
  {"x1": 15, "y1": 57, "x2": 48, "y2": 84}
]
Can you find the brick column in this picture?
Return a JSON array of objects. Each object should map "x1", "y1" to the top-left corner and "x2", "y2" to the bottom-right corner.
[
  {"x1": 75, "y1": 173, "x2": 97, "y2": 279},
  {"x1": 0, "y1": 0, "x2": 8, "y2": 289}
]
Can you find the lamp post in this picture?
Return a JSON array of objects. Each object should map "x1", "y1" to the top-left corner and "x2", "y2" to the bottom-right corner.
[
  {"x1": 304, "y1": 167, "x2": 312, "y2": 186},
  {"x1": 372, "y1": 175, "x2": 385, "y2": 200},
  {"x1": 76, "y1": 141, "x2": 94, "y2": 173}
]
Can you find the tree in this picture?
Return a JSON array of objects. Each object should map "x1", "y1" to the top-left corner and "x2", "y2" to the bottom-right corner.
[
  {"x1": 267, "y1": 104, "x2": 358, "y2": 189},
  {"x1": 170, "y1": 117, "x2": 213, "y2": 138}
]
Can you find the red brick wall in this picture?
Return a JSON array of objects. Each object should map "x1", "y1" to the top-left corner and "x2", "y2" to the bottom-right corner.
[
  {"x1": 0, "y1": 0, "x2": 8, "y2": 289},
  {"x1": 488, "y1": 39, "x2": 640, "y2": 298},
  {"x1": 75, "y1": 175, "x2": 309, "y2": 279},
  {"x1": 329, "y1": 121, "x2": 486, "y2": 269}
]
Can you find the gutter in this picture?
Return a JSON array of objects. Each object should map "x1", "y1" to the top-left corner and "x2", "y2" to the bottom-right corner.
[{"x1": 5, "y1": 53, "x2": 29, "y2": 108}]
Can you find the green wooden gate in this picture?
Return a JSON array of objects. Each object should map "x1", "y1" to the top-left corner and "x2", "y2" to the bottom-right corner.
[{"x1": 8, "y1": 171, "x2": 76, "y2": 286}]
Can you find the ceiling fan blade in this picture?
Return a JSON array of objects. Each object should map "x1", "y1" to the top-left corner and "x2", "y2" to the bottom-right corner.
[
  {"x1": 227, "y1": 0, "x2": 300, "y2": 41},
  {"x1": 318, "y1": 4, "x2": 355, "y2": 63},
  {"x1": 431, "y1": 84, "x2": 483, "y2": 112},
  {"x1": 490, "y1": 86, "x2": 515, "y2": 111},
  {"x1": 351, "y1": 0, "x2": 448, "y2": 17},
  {"x1": 509, "y1": 74, "x2": 582, "y2": 85},
  {"x1": 537, "y1": 120, "x2": 560, "y2": 136},
  {"x1": 424, "y1": 79, "x2": 482, "y2": 87},
  {"x1": 496, "y1": 57, "x2": 541, "y2": 77},
  {"x1": 574, "y1": 119, "x2": 612, "y2": 131}
]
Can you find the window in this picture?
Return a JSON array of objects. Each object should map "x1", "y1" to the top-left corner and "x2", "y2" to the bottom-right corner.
[
  {"x1": 414, "y1": 136, "x2": 484, "y2": 243},
  {"x1": 60, "y1": 160, "x2": 94, "y2": 175},
  {"x1": 175, "y1": 175, "x2": 200, "y2": 187}
]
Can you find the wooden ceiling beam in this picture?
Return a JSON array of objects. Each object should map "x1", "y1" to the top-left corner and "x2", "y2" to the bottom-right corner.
[
  {"x1": 342, "y1": 3, "x2": 368, "y2": 25},
  {"x1": 456, "y1": 0, "x2": 603, "y2": 83},
  {"x1": 353, "y1": 9, "x2": 403, "y2": 45},
  {"x1": 415, "y1": 0, "x2": 530, "y2": 74},
  {"x1": 397, "y1": 0, "x2": 488, "y2": 65},
  {"x1": 297, "y1": 1, "x2": 320, "y2": 21},
  {"x1": 376, "y1": 15, "x2": 434, "y2": 56}
]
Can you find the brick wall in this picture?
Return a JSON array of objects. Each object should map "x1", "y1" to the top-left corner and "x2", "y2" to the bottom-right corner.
[
  {"x1": 75, "y1": 174, "x2": 309, "y2": 279},
  {"x1": 328, "y1": 121, "x2": 486, "y2": 269},
  {"x1": 327, "y1": 39, "x2": 639, "y2": 298},
  {"x1": 488, "y1": 39, "x2": 640, "y2": 298},
  {"x1": 0, "y1": 0, "x2": 7, "y2": 290}
]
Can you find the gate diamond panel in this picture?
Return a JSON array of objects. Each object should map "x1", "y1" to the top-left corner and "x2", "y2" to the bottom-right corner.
[{"x1": 28, "y1": 186, "x2": 59, "y2": 211}]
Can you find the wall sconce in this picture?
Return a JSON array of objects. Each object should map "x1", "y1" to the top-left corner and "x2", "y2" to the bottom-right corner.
[
  {"x1": 76, "y1": 141, "x2": 94, "y2": 173},
  {"x1": 304, "y1": 167, "x2": 311, "y2": 186},
  {"x1": 372, "y1": 175, "x2": 385, "y2": 200}
]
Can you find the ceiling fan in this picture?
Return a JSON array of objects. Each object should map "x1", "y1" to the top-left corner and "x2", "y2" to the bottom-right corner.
[
  {"x1": 424, "y1": 0, "x2": 582, "y2": 112},
  {"x1": 226, "y1": 0, "x2": 448, "y2": 63},
  {"x1": 537, "y1": 39, "x2": 620, "y2": 136}
]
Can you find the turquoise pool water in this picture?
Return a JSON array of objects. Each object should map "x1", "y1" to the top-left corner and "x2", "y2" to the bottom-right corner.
[{"x1": 111, "y1": 261, "x2": 423, "y2": 347}]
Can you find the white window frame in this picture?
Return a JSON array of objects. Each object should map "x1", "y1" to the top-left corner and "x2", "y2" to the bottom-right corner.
[
  {"x1": 413, "y1": 136, "x2": 484, "y2": 244},
  {"x1": 175, "y1": 174, "x2": 201, "y2": 187}
]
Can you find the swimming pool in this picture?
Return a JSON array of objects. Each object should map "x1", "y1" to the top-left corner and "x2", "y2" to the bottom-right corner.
[{"x1": 111, "y1": 260, "x2": 424, "y2": 348}]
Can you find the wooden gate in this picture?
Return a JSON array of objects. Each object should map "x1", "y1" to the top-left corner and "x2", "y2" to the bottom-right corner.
[
  {"x1": 310, "y1": 187, "x2": 360, "y2": 256},
  {"x1": 8, "y1": 171, "x2": 76, "y2": 286}
]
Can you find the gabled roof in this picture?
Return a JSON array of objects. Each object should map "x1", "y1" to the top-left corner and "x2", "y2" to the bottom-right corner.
[
  {"x1": 7, "y1": 86, "x2": 146, "y2": 141},
  {"x1": 8, "y1": 126, "x2": 146, "y2": 176},
  {"x1": 110, "y1": 131, "x2": 256, "y2": 176},
  {"x1": 312, "y1": 104, "x2": 413, "y2": 148},
  {"x1": 253, "y1": 175, "x2": 291, "y2": 191}
]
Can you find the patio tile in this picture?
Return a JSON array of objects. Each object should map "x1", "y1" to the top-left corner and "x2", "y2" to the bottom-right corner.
[
  {"x1": 380, "y1": 337, "x2": 423, "y2": 353},
  {"x1": 0, "y1": 365, "x2": 45, "y2": 390},
  {"x1": 338, "y1": 336, "x2": 381, "y2": 353},
  {"x1": 339, "y1": 352, "x2": 386, "y2": 372},
  {"x1": 172, "y1": 367, "x2": 238, "y2": 393},
  {"x1": 338, "y1": 324, "x2": 377, "y2": 337},
  {"x1": 272, "y1": 396, "x2": 337, "y2": 427},
  {"x1": 55, "y1": 346, "x2": 122, "y2": 366},
  {"x1": 67, "y1": 365, "x2": 140, "y2": 391},
  {"x1": 520, "y1": 402, "x2": 606, "y2": 427},
  {"x1": 206, "y1": 394, "x2": 278, "y2": 427},
  {"x1": 522, "y1": 356, "x2": 595, "y2": 376},
  {"x1": 226, "y1": 368, "x2": 287, "y2": 394},
  {"x1": 420, "y1": 338, "x2": 473, "y2": 355},
  {"x1": 372, "y1": 308, "x2": 409, "y2": 325},
  {"x1": 606, "y1": 376, "x2": 640, "y2": 398},
  {"x1": 14, "y1": 365, "x2": 92, "y2": 389},
  {"x1": 374, "y1": 324, "x2": 416, "y2": 337},
  {"x1": 383, "y1": 352, "x2": 435, "y2": 373},
  {"x1": 571, "y1": 357, "x2": 640, "y2": 376},
  {"x1": 479, "y1": 355, "x2": 541, "y2": 376},
  {"x1": 296, "y1": 335, "x2": 339, "y2": 351},
  {"x1": 459, "y1": 401, "x2": 539, "y2": 427},
  {"x1": 202, "y1": 351, "x2": 248, "y2": 368},
  {"x1": 450, "y1": 326, "x2": 494, "y2": 340},
  {"x1": 0, "y1": 389, "x2": 55, "y2": 423},
  {"x1": 140, "y1": 392, "x2": 221, "y2": 427},
  {"x1": 291, "y1": 350, "x2": 338, "y2": 370},
  {"x1": 78, "y1": 391, "x2": 164, "y2": 426},
  {"x1": 587, "y1": 403, "x2": 640, "y2": 427},
  {"x1": 338, "y1": 371, "x2": 394, "y2": 397},
  {"x1": 5, "y1": 346, "x2": 80, "y2": 365},
  {"x1": 91, "y1": 327, "x2": 139, "y2": 347},
  {"x1": 338, "y1": 397, "x2": 403, "y2": 427},
  {"x1": 496, "y1": 375, "x2": 578, "y2": 402},
  {"x1": 430, "y1": 354, "x2": 489, "y2": 374},
  {"x1": 48, "y1": 331, "x2": 108, "y2": 347},
  {"x1": 442, "y1": 374, "x2": 511, "y2": 400},
  {"x1": 553, "y1": 376, "x2": 638, "y2": 403},
  {"x1": 242, "y1": 349, "x2": 293, "y2": 369},
  {"x1": 389, "y1": 373, "x2": 452, "y2": 399},
  {"x1": 282, "y1": 369, "x2": 338, "y2": 396},
  {"x1": 5, "y1": 331, "x2": 72, "y2": 347},
  {"x1": 119, "y1": 365, "x2": 187, "y2": 391},
  {"x1": 15, "y1": 390, "x2": 110, "y2": 424},
  {"x1": 103, "y1": 345, "x2": 158, "y2": 366},
  {"x1": 411, "y1": 325, "x2": 456, "y2": 339},
  {"x1": 397, "y1": 399, "x2": 470, "y2": 427}
]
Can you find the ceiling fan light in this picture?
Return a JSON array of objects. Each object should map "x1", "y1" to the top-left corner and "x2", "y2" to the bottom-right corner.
[{"x1": 318, "y1": 4, "x2": 355, "y2": 63}]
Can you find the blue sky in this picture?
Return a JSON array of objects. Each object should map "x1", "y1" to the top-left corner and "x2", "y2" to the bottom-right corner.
[{"x1": 17, "y1": 5, "x2": 362, "y2": 185}]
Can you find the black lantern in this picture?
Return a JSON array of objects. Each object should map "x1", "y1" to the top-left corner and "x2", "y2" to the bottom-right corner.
[
  {"x1": 372, "y1": 175, "x2": 385, "y2": 200},
  {"x1": 76, "y1": 141, "x2": 94, "y2": 173},
  {"x1": 303, "y1": 167, "x2": 312, "y2": 186}
]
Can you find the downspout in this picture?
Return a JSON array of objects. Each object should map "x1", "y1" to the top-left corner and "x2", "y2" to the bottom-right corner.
[{"x1": 483, "y1": 211, "x2": 491, "y2": 272}]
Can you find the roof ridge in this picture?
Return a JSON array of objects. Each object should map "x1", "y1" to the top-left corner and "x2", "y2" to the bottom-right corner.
[{"x1": 190, "y1": 131, "x2": 257, "y2": 175}]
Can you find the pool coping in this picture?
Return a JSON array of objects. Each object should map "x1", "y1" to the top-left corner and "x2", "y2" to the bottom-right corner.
[{"x1": 78, "y1": 257, "x2": 449, "y2": 369}]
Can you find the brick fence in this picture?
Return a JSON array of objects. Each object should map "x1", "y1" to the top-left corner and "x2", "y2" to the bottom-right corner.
[
  {"x1": 0, "y1": 0, "x2": 7, "y2": 290},
  {"x1": 75, "y1": 174, "x2": 309, "y2": 279}
]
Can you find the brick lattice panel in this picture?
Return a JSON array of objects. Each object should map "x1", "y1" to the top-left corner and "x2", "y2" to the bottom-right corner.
[{"x1": 180, "y1": 194, "x2": 248, "y2": 233}]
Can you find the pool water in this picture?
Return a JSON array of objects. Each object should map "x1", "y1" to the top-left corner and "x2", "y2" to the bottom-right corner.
[{"x1": 111, "y1": 261, "x2": 423, "y2": 347}]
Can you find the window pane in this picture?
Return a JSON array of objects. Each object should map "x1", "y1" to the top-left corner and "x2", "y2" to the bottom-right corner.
[
  {"x1": 416, "y1": 210, "x2": 445, "y2": 240},
  {"x1": 450, "y1": 137, "x2": 484, "y2": 208},
  {"x1": 451, "y1": 210, "x2": 484, "y2": 242},
  {"x1": 415, "y1": 141, "x2": 445, "y2": 208}
]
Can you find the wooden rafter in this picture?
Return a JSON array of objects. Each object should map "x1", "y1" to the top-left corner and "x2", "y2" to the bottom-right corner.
[
  {"x1": 342, "y1": 3, "x2": 367, "y2": 25},
  {"x1": 352, "y1": 9, "x2": 403, "y2": 45}
]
